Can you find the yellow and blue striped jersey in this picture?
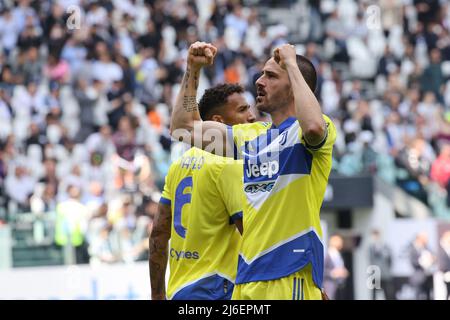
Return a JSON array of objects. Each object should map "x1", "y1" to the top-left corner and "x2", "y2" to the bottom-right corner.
[
  {"x1": 228, "y1": 115, "x2": 336, "y2": 289},
  {"x1": 160, "y1": 147, "x2": 243, "y2": 300}
]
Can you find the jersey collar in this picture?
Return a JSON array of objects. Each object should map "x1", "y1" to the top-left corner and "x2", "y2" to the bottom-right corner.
[{"x1": 270, "y1": 117, "x2": 297, "y2": 133}]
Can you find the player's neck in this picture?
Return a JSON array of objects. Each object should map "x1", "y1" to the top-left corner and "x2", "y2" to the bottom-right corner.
[{"x1": 270, "y1": 108, "x2": 295, "y2": 127}]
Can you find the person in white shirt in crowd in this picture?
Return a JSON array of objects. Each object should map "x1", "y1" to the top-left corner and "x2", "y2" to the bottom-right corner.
[
  {"x1": 324, "y1": 234, "x2": 349, "y2": 300},
  {"x1": 5, "y1": 162, "x2": 36, "y2": 211}
]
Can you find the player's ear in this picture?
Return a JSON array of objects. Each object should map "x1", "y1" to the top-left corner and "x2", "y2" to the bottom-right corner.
[{"x1": 211, "y1": 114, "x2": 224, "y2": 123}]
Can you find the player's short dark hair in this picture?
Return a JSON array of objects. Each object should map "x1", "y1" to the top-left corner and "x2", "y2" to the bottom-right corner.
[
  {"x1": 198, "y1": 83, "x2": 244, "y2": 120},
  {"x1": 296, "y1": 54, "x2": 317, "y2": 93}
]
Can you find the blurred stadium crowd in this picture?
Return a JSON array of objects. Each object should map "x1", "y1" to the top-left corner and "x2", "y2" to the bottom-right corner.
[{"x1": 1, "y1": 0, "x2": 450, "y2": 269}]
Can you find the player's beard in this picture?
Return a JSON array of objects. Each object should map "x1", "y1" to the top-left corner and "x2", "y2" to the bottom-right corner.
[
  {"x1": 255, "y1": 95, "x2": 275, "y2": 113},
  {"x1": 256, "y1": 90, "x2": 291, "y2": 114}
]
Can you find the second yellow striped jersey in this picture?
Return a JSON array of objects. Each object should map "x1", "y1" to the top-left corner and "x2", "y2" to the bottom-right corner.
[{"x1": 160, "y1": 147, "x2": 243, "y2": 300}]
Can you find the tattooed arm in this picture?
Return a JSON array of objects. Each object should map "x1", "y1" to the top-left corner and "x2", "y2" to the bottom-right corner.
[
  {"x1": 149, "y1": 202, "x2": 171, "y2": 300},
  {"x1": 170, "y1": 42, "x2": 233, "y2": 157}
]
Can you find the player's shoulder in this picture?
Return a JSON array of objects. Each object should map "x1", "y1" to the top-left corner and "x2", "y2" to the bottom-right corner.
[
  {"x1": 232, "y1": 121, "x2": 271, "y2": 142},
  {"x1": 168, "y1": 147, "x2": 201, "y2": 171},
  {"x1": 233, "y1": 121, "x2": 271, "y2": 131},
  {"x1": 182, "y1": 147, "x2": 232, "y2": 171}
]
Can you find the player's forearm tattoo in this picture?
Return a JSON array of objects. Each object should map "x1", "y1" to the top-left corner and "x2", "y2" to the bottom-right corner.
[
  {"x1": 150, "y1": 205, "x2": 171, "y2": 298},
  {"x1": 184, "y1": 68, "x2": 200, "y2": 90},
  {"x1": 183, "y1": 96, "x2": 198, "y2": 112},
  {"x1": 184, "y1": 68, "x2": 190, "y2": 89},
  {"x1": 150, "y1": 241, "x2": 165, "y2": 294},
  {"x1": 181, "y1": 67, "x2": 199, "y2": 112},
  {"x1": 193, "y1": 71, "x2": 199, "y2": 89}
]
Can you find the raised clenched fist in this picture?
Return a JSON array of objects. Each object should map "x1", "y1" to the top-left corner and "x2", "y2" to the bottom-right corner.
[
  {"x1": 187, "y1": 41, "x2": 218, "y2": 70},
  {"x1": 273, "y1": 43, "x2": 297, "y2": 69}
]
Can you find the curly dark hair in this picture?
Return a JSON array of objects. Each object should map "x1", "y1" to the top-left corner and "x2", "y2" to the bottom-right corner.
[{"x1": 198, "y1": 83, "x2": 244, "y2": 120}]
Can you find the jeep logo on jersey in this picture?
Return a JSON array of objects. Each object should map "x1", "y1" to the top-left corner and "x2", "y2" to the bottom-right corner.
[
  {"x1": 244, "y1": 182, "x2": 275, "y2": 193},
  {"x1": 245, "y1": 160, "x2": 279, "y2": 179}
]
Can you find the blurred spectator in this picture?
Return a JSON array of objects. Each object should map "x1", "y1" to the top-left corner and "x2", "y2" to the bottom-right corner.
[
  {"x1": 224, "y1": 56, "x2": 247, "y2": 84},
  {"x1": 430, "y1": 144, "x2": 450, "y2": 189},
  {"x1": 1, "y1": 135, "x2": 17, "y2": 165},
  {"x1": 137, "y1": 20, "x2": 163, "y2": 58},
  {"x1": 17, "y1": 16, "x2": 42, "y2": 51},
  {"x1": 0, "y1": 64, "x2": 16, "y2": 97},
  {"x1": 324, "y1": 9, "x2": 349, "y2": 63},
  {"x1": 92, "y1": 51, "x2": 123, "y2": 90},
  {"x1": 86, "y1": 1, "x2": 108, "y2": 28},
  {"x1": 107, "y1": 80, "x2": 131, "y2": 130},
  {"x1": 47, "y1": 22, "x2": 66, "y2": 59},
  {"x1": 54, "y1": 185, "x2": 90, "y2": 264},
  {"x1": 420, "y1": 49, "x2": 444, "y2": 102},
  {"x1": 0, "y1": 8, "x2": 20, "y2": 56},
  {"x1": 115, "y1": 54, "x2": 136, "y2": 94},
  {"x1": 45, "y1": 81, "x2": 62, "y2": 113},
  {"x1": 25, "y1": 122, "x2": 48, "y2": 151},
  {"x1": 89, "y1": 224, "x2": 117, "y2": 265},
  {"x1": 307, "y1": 0, "x2": 323, "y2": 42},
  {"x1": 378, "y1": 46, "x2": 400, "y2": 77},
  {"x1": 112, "y1": 115, "x2": 140, "y2": 190},
  {"x1": 74, "y1": 78, "x2": 101, "y2": 142},
  {"x1": 304, "y1": 42, "x2": 321, "y2": 70},
  {"x1": 0, "y1": 86, "x2": 13, "y2": 130},
  {"x1": 17, "y1": 47, "x2": 43, "y2": 84},
  {"x1": 5, "y1": 163, "x2": 36, "y2": 212},
  {"x1": 85, "y1": 151, "x2": 109, "y2": 186},
  {"x1": 414, "y1": 0, "x2": 440, "y2": 28},
  {"x1": 380, "y1": 0, "x2": 403, "y2": 38},
  {"x1": 30, "y1": 182, "x2": 57, "y2": 214},
  {"x1": 39, "y1": 157, "x2": 58, "y2": 186},
  {"x1": 83, "y1": 180, "x2": 105, "y2": 214},
  {"x1": 324, "y1": 234, "x2": 349, "y2": 300},
  {"x1": 12, "y1": 80, "x2": 46, "y2": 121},
  {"x1": 396, "y1": 137, "x2": 435, "y2": 203},
  {"x1": 59, "y1": 164, "x2": 86, "y2": 198},
  {"x1": 0, "y1": 144, "x2": 6, "y2": 185},
  {"x1": 369, "y1": 229, "x2": 394, "y2": 300},
  {"x1": 113, "y1": 195, "x2": 153, "y2": 263},
  {"x1": 409, "y1": 232, "x2": 437, "y2": 300},
  {"x1": 438, "y1": 231, "x2": 450, "y2": 299},
  {"x1": 87, "y1": 204, "x2": 117, "y2": 265},
  {"x1": 44, "y1": 54, "x2": 70, "y2": 84},
  {"x1": 61, "y1": 34, "x2": 88, "y2": 79},
  {"x1": 224, "y1": 3, "x2": 248, "y2": 47},
  {"x1": 85, "y1": 124, "x2": 115, "y2": 156}
]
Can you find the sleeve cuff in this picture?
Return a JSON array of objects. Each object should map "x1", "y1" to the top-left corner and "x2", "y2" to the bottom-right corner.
[
  {"x1": 229, "y1": 211, "x2": 243, "y2": 224},
  {"x1": 159, "y1": 197, "x2": 171, "y2": 205},
  {"x1": 303, "y1": 127, "x2": 328, "y2": 151}
]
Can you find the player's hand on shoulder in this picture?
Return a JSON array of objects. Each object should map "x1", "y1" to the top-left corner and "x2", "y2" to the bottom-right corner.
[
  {"x1": 273, "y1": 43, "x2": 297, "y2": 69},
  {"x1": 188, "y1": 41, "x2": 218, "y2": 70}
]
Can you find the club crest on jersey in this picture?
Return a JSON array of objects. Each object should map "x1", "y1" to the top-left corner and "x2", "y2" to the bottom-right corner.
[{"x1": 279, "y1": 131, "x2": 288, "y2": 146}]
